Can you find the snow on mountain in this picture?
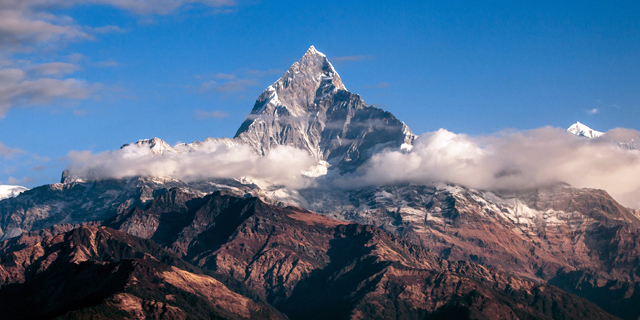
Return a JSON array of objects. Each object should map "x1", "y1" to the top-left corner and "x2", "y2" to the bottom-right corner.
[
  {"x1": 0, "y1": 185, "x2": 28, "y2": 200},
  {"x1": 567, "y1": 121, "x2": 604, "y2": 138},
  {"x1": 133, "y1": 137, "x2": 177, "y2": 154},
  {"x1": 234, "y1": 45, "x2": 415, "y2": 173}
]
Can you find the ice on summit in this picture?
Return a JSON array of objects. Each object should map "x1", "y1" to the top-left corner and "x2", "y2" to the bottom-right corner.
[{"x1": 567, "y1": 121, "x2": 604, "y2": 138}]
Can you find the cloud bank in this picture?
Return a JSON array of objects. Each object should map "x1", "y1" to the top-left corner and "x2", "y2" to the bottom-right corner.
[
  {"x1": 64, "y1": 124, "x2": 640, "y2": 208},
  {"x1": 337, "y1": 127, "x2": 640, "y2": 208},
  {"x1": 65, "y1": 140, "x2": 316, "y2": 188}
]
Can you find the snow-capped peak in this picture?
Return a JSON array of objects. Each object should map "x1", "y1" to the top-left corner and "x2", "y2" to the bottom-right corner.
[
  {"x1": 567, "y1": 121, "x2": 604, "y2": 138},
  {"x1": 305, "y1": 45, "x2": 325, "y2": 57},
  {"x1": 133, "y1": 137, "x2": 177, "y2": 155},
  {"x1": 233, "y1": 46, "x2": 416, "y2": 173}
]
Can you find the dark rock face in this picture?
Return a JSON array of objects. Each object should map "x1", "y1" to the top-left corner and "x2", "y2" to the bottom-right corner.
[
  {"x1": 100, "y1": 189, "x2": 617, "y2": 320},
  {"x1": 0, "y1": 225, "x2": 285, "y2": 320},
  {"x1": 0, "y1": 189, "x2": 625, "y2": 319}
]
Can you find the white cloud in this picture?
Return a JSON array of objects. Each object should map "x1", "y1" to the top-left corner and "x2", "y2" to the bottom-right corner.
[
  {"x1": 586, "y1": 108, "x2": 599, "y2": 115},
  {"x1": 65, "y1": 140, "x2": 316, "y2": 188},
  {"x1": 337, "y1": 127, "x2": 640, "y2": 209},
  {"x1": 331, "y1": 55, "x2": 374, "y2": 63},
  {"x1": 0, "y1": 0, "x2": 241, "y2": 117},
  {"x1": 199, "y1": 79, "x2": 258, "y2": 94},
  {"x1": 83, "y1": 0, "x2": 238, "y2": 15},
  {"x1": 0, "y1": 142, "x2": 26, "y2": 158},
  {"x1": 30, "y1": 62, "x2": 82, "y2": 76},
  {"x1": 214, "y1": 73, "x2": 236, "y2": 80},
  {"x1": 7, "y1": 176, "x2": 33, "y2": 185},
  {"x1": 195, "y1": 110, "x2": 229, "y2": 119},
  {"x1": 0, "y1": 68, "x2": 95, "y2": 117}
]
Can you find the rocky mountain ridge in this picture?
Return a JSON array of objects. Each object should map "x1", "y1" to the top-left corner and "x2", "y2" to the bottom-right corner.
[{"x1": 0, "y1": 191, "x2": 620, "y2": 319}]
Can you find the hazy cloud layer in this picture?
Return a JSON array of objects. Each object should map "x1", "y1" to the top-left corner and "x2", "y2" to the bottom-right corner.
[
  {"x1": 66, "y1": 140, "x2": 316, "y2": 188},
  {"x1": 337, "y1": 127, "x2": 640, "y2": 208}
]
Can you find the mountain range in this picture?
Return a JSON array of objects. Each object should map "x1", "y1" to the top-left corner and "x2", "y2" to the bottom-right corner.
[{"x1": 1, "y1": 47, "x2": 639, "y2": 319}]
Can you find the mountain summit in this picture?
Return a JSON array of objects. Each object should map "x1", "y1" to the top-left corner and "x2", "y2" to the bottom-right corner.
[
  {"x1": 235, "y1": 46, "x2": 414, "y2": 172},
  {"x1": 567, "y1": 121, "x2": 604, "y2": 138}
]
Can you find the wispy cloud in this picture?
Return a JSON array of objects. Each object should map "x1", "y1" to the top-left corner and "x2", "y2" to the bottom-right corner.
[
  {"x1": 585, "y1": 108, "x2": 599, "y2": 115},
  {"x1": 7, "y1": 176, "x2": 33, "y2": 185},
  {"x1": 0, "y1": 0, "x2": 242, "y2": 118},
  {"x1": 199, "y1": 79, "x2": 259, "y2": 94},
  {"x1": 90, "y1": 25, "x2": 128, "y2": 34},
  {"x1": 0, "y1": 142, "x2": 26, "y2": 159},
  {"x1": 29, "y1": 62, "x2": 83, "y2": 77},
  {"x1": 0, "y1": 69, "x2": 96, "y2": 118},
  {"x1": 214, "y1": 73, "x2": 236, "y2": 80},
  {"x1": 331, "y1": 55, "x2": 374, "y2": 63},
  {"x1": 194, "y1": 110, "x2": 229, "y2": 119}
]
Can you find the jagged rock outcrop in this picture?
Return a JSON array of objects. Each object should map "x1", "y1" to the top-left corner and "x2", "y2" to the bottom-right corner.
[{"x1": 234, "y1": 46, "x2": 415, "y2": 172}]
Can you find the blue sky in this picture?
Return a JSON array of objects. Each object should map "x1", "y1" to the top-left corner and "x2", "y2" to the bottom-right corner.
[{"x1": 0, "y1": 0, "x2": 639, "y2": 187}]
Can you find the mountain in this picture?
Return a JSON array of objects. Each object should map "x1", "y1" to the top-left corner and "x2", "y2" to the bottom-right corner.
[
  {"x1": 234, "y1": 45, "x2": 415, "y2": 173},
  {"x1": 0, "y1": 224, "x2": 284, "y2": 320},
  {"x1": 568, "y1": 121, "x2": 604, "y2": 138},
  {"x1": 1, "y1": 46, "x2": 639, "y2": 319},
  {"x1": 0, "y1": 185, "x2": 27, "y2": 200},
  {"x1": 0, "y1": 190, "x2": 617, "y2": 319}
]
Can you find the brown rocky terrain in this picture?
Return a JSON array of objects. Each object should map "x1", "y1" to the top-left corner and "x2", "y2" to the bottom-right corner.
[
  {"x1": 299, "y1": 183, "x2": 640, "y2": 319},
  {"x1": 0, "y1": 189, "x2": 621, "y2": 319},
  {"x1": 99, "y1": 188, "x2": 618, "y2": 320},
  {"x1": 0, "y1": 225, "x2": 284, "y2": 320}
]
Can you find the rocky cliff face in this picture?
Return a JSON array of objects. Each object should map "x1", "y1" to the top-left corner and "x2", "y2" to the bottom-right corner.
[
  {"x1": 0, "y1": 189, "x2": 614, "y2": 320},
  {"x1": 0, "y1": 225, "x2": 284, "y2": 320},
  {"x1": 234, "y1": 46, "x2": 414, "y2": 172}
]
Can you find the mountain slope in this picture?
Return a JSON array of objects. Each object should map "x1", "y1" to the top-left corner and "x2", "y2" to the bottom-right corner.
[
  {"x1": 0, "y1": 225, "x2": 285, "y2": 320},
  {"x1": 234, "y1": 46, "x2": 414, "y2": 173},
  {"x1": 102, "y1": 188, "x2": 618, "y2": 320},
  {"x1": 568, "y1": 121, "x2": 604, "y2": 138}
]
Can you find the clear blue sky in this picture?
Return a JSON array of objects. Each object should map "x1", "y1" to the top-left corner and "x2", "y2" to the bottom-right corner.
[{"x1": 1, "y1": 0, "x2": 639, "y2": 187}]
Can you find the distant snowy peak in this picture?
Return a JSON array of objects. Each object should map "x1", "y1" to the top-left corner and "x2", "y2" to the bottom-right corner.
[
  {"x1": 122, "y1": 136, "x2": 239, "y2": 156},
  {"x1": 134, "y1": 137, "x2": 177, "y2": 154},
  {"x1": 0, "y1": 185, "x2": 28, "y2": 200},
  {"x1": 567, "y1": 121, "x2": 604, "y2": 138}
]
